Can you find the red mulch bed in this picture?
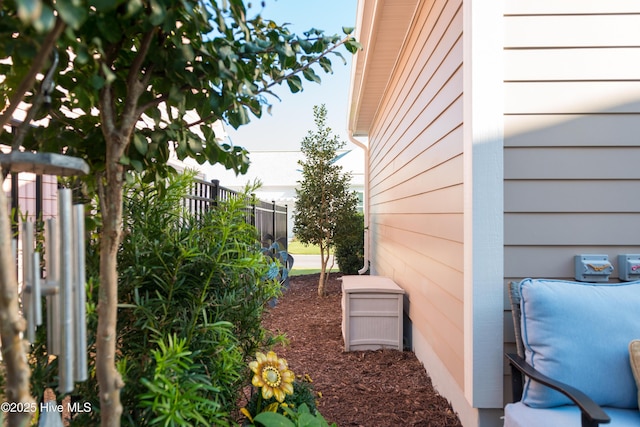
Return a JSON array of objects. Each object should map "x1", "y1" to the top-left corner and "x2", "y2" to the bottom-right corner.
[{"x1": 261, "y1": 273, "x2": 463, "y2": 427}]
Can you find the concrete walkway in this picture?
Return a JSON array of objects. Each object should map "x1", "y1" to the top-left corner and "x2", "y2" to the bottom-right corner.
[{"x1": 290, "y1": 254, "x2": 336, "y2": 270}]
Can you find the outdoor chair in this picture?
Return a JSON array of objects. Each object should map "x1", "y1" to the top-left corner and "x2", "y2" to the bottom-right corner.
[{"x1": 504, "y1": 278, "x2": 640, "y2": 427}]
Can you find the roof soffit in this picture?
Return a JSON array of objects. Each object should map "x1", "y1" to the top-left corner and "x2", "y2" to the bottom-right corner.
[{"x1": 348, "y1": 0, "x2": 419, "y2": 136}]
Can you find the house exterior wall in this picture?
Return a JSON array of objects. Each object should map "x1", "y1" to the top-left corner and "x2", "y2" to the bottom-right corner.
[
  {"x1": 363, "y1": 0, "x2": 491, "y2": 423},
  {"x1": 353, "y1": 0, "x2": 640, "y2": 426},
  {"x1": 502, "y1": 0, "x2": 640, "y2": 403}
]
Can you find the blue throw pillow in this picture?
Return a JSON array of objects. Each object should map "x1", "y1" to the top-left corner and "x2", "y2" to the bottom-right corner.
[{"x1": 519, "y1": 278, "x2": 640, "y2": 409}]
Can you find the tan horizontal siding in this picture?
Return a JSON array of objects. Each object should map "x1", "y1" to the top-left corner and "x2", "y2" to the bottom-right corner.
[
  {"x1": 376, "y1": 225, "x2": 464, "y2": 276},
  {"x1": 379, "y1": 213, "x2": 463, "y2": 243},
  {"x1": 370, "y1": 0, "x2": 462, "y2": 162},
  {"x1": 505, "y1": 81, "x2": 640, "y2": 114},
  {"x1": 370, "y1": 184, "x2": 463, "y2": 215},
  {"x1": 505, "y1": 213, "x2": 640, "y2": 246},
  {"x1": 504, "y1": 246, "x2": 640, "y2": 280},
  {"x1": 370, "y1": 99, "x2": 463, "y2": 192},
  {"x1": 371, "y1": 127, "x2": 463, "y2": 195},
  {"x1": 372, "y1": 236, "x2": 464, "y2": 386},
  {"x1": 370, "y1": 64, "x2": 464, "y2": 184},
  {"x1": 504, "y1": 147, "x2": 640, "y2": 180},
  {"x1": 505, "y1": 48, "x2": 640, "y2": 81},
  {"x1": 505, "y1": 180, "x2": 640, "y2": 212},
  {"x1": 367, "y1": 0, "x2": 465, "y2": 393},
  {"x1": 504, "y1": 15, "x2": 640, "y2": 48},
  {"x1": 372, "y1": 155, "x2": 463, "y2": 202},
  {"x1": 504, "y1": 0, "x2": 640, "y2": 15},
  {"x1": 505, "y1": 115, "x2": 640, "y2": 147}
]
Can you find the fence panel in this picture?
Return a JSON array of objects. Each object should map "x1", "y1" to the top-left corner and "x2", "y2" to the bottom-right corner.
[{"x1": 183, "y1": 179, "x2": 288, "y2": 249}]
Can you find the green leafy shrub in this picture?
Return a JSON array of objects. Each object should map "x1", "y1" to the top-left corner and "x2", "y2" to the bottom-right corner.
[
  {"x1": 137, "y1": 333, "x2": 228, "y2": 426},
  {"x1": 254, "y1": 404, "x2": 337, "y2": 427},
  {"x1": 334, "y1": 212, "x2": 365, "y2": 275},
  {"x1": 34, "y1": 171, "x2": 281, "y2": 426}
]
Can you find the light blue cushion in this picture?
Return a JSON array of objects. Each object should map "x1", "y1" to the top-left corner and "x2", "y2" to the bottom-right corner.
[
  {"x1": 505, "y1": 402, "x2": 640, "y2": 427},
  {"x1": 519, "y1": 278, "x2": 640, "y2": 409}
]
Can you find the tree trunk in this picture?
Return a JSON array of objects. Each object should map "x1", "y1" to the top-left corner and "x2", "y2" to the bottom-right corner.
[
  {"x1": 96, "y1": 148, "x2": 125, "y2": 427},
  {"x1": 318, "y1": 244, "x2": 329, "y2": 297},
  {"x1": 0, "y1": 170, "x2": 35, "y2": 427}
]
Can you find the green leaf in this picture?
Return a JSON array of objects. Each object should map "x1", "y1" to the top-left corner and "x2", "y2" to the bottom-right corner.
[
  {"x1": 342, "y1": 26, "x2": 355, "y2": 35},
  {"x1": 133, "y1": 134, "x2": 148, "y2": 156},
  {"x1": 33, "y1": 5, "x2": 55, "y2": 32},
  {"x1": 130, "y1": 159, "x2": 144, "y2": 172},
  {"x1": 149, "y1": 0, "x2": 167, "y2": 25},
  {"x1": 302, "y1": 68, "x2": 321, "y2": 84},
  {"x1": 286, "y1": 75, "x2": 303, "y2": 93},
  {"x1": 298, "y1": 412, "x2": 322, "y2": 427},
  {"x1": 89, "y1": 0, "x2": 119, "y2": 12},
  {"x1": 344, "y1": 39, "x2": 362, "y2": 54},
  {"x1": 16, "y1": 0, "x2": 41, "y2": 25},
  {"x1": 228, "y1": 106, "x2": 250, "y2": 129},
  {"x1": 253, "y1": 412, "x2": 296, "y2": 427},
  {"x1": 56, "y1": 0, "x2": 88, "y2": 29},
  {"x1": 89, "y1": 74, "x2": 105, "y2": 90},
  {"x1": 318, "y1": 57, "x2": 332, "y2": 73},
  {"x1": 100, "y1": 63, "x2": 116, "y2": 84}
]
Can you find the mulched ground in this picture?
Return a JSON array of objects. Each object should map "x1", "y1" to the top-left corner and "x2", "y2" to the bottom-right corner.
[{"x1": 260, "y1": 272, "x2": 462, "y2": 427}]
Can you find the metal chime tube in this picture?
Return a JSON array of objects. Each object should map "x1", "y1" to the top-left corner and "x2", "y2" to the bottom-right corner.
[
  {"x1": 73, "y1": 203, "x2": 87, "y2": 381},
  {"x1": 45, "y1": 218, "x2": 60, "y2": 356},
  {"x1": 22, "y1": 221, "x2": 35, "y2": 343},
  {"x1": 33, "y1": 251, "x2": 42, "y2": 326},
  {"x1": 58, "y1": 189, "x2": 74, "y2": 393}
]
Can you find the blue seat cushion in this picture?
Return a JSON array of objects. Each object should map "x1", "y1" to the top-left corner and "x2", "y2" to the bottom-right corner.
[
  {"x1": 519, "y1": 278, "x2": 640, "y2": 409},
  {"x1": 504, "y1": 402, "x2": 640, "y2": 427}
]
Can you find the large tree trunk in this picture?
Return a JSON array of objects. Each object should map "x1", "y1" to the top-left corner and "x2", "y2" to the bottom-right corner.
[
  {"x1": 96, "y1": 146, "x2": 125, "y2": 427},
  {"x1": 0, "y1": 170, "x2": 34, "y2": 427}
]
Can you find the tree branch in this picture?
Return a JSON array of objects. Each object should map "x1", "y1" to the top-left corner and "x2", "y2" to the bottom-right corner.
[
  {"x1": 258, "y1": 35, "x2": 352, "y2": 94},
  {"x1": 0, "y1": 17, "x2": 66, "y2": 138},
  {"x1": 121, "y1": 29, "x2": 158, "y2": 137}
]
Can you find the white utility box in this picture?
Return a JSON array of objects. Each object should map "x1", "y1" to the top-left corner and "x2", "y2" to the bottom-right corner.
[{"x1": 341, "y1": 275, "x2": 405, "y2": 351}]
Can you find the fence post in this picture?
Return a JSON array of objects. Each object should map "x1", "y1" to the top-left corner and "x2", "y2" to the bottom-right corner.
[
  {"x1": 211, "y1": 179, "x2": 219, "y2": 209},
  {"x1": 250, "y1": 194, "x2": 256, "y2": 227},
  {"x1": 284, "y1": 204, "x2": 288, "y2": 249},
  {"x1": 272, "y1": 200, "x2": 276, "y2": 245}
]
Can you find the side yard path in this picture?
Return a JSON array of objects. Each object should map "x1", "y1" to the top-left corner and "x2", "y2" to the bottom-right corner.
[{"x1": 261, "y1": 273, "x2": 463, "y2": 427}]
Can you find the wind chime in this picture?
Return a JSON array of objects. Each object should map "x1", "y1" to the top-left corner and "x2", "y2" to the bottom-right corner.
[
  {"x1": 3, "y1": 151, "x2": 90, "y2": 395},
  {"x1": 1, "y1": 48, "x2": 89, "y2": 396}
]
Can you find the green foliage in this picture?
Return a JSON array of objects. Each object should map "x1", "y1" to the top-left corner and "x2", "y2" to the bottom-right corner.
[
  {"x1": 293, "y1": 105, "x2": 359, "y2": 292},
  {"x1": 334, "y1": 212, "x2": 365, "y2": 275},
  {"x1": 28, "y1": 172, "x2": 280, "y2": 426},
  {"x1": 253, "y1": 404, "x2": 337, "y2": 427},
  {"x1": 137, "y1": 333, "x2": 228, "y2": 426},
  {"x1": 114, "y1": 172, "x2": 280, "y2": 424},
  {"x1": 245, "y1": 378, "x2": 318, "y2": 420},
  {"x1": 1, "y1": 0, "x2": 361, "y2": 181},
  {"x1": 293, "y1": 105, "x2": 359, "y2": 248}
]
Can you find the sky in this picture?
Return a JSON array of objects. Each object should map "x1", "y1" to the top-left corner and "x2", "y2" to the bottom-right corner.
[{"x1": 225, "y1": 0, "x2": 358, "y2": 152}]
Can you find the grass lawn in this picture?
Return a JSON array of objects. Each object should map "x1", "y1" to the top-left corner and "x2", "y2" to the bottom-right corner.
[
  {"x1": 287, "y1": 241, "x2": 333, "y2": 255},
  {"x1": 289, "y1": 267, "x2": 339, "y2": 276}
]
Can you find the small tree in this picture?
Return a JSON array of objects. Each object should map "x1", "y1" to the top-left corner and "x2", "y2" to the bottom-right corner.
[{"x1": 294, "y1": 105, "x2": 358, "y2": 296}]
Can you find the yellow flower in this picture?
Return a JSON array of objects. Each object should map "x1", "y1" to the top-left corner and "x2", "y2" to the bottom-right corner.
[{"x1": 249, "y1": 351, "x2": 295, "y2": 402}]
